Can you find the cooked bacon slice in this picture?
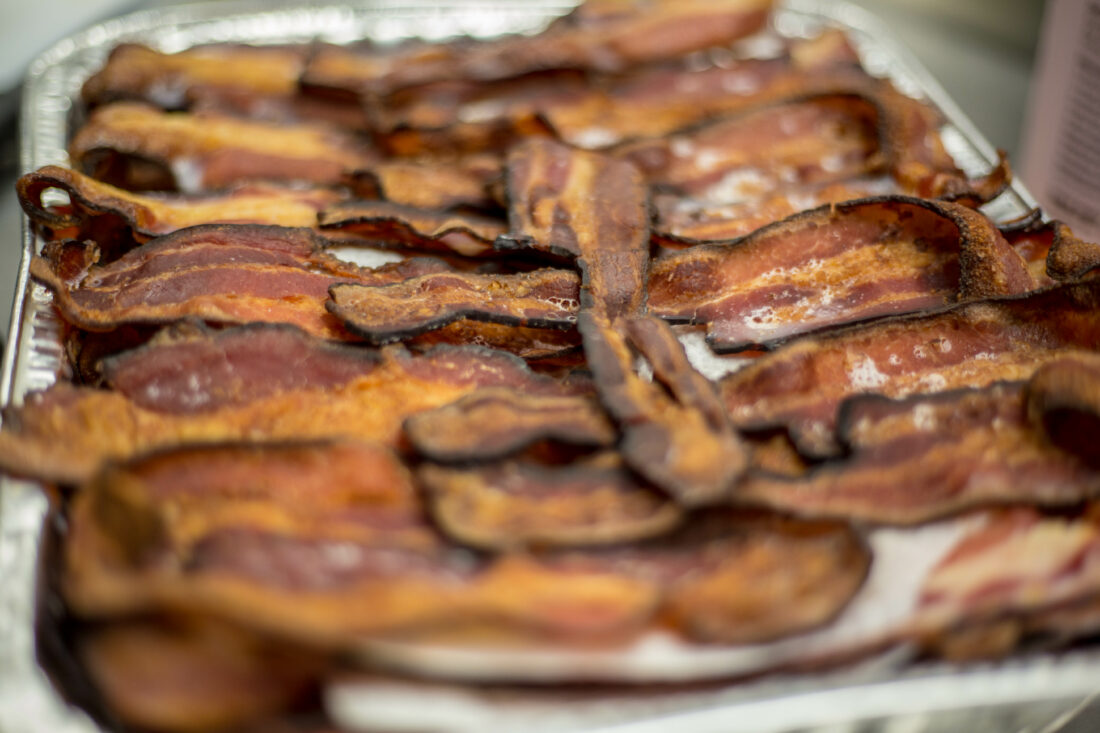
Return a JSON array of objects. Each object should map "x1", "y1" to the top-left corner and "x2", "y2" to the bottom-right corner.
[
  {"x1": 100, "y1": 323, "x2": 381, "y2": 413},
  {"x1": 81, "y1": 42, "x2": 369, "y2": 130},
  {"x1": 720, "y1": 280, "x2": 1100, "y2": 457},
  {"x1": 737, "y1": 382, "x2": 1100, "y2": 524},
  {"x1": 618, "y1": 79, "x2": 1006, "y2": 204},
  {"x1": 79, "y1": 616, "x2": 324, "y2": 733},
  {"x1": 30, "y1": 224, "x2": 448, "y2": 340},
  {"x1": 17, "y1": 165, "x2": 344, "y2": 246},
  {"x1": 546, "y1": 510, "x2": 869, "y2": 644},
  {"x1": 543, "y1": 35, "x2": 866, "y2": 149},
  {"x1": 581, "y1": 313, "x2": 748, "y2": 505},
  {"x1": 348, "y1": 155, "x2": 502, "y2": 212},
  {"x1": 301, "y1": 0, "x2": 772, "y2": 98},
  {"x1": 418, "y1": 453, "x2": 682, "y2": 550},
  {"x1": 70, "y1": 102, "x2": 376, "y2": 192},
  {"x1": 498, "y1": 139, "x2": 649, "y2": 319},
  {"x1": 1046, "y1": 220, "x2": 1100, "y2": 281},
  {"x1": 650, "y1": 197, "x2": 1034, "y2": 352},
  {"x1": 64, "y1": 441, "x2": 659, "y2": 642},
  {"x1": 405, "y1": 388, "x2": 614, "y2": 463},
  {"x1": 1027, "y1": 358, "x2": 1100, "y2": 468},
  {"x1": 328, "y1": 269, "x2": 579, "y2": 345},
  {"x1": 0, "y1": 343, "x2": 571, "y2": 485},
  {"x1": 317, "y1": 200, "x2": 506, "y2": 257},
  {"x1": 81, "y1": 43, "x2": 306, "y2": 108},
  {"x1": 371, "y1": 30, "x2": 861, "y2": 150},
  {"x1": 913, "y1": 508, "x2": 1100, "y2": 642},
  {"x1": 616, "y1": 92, "x2": 884, "y2": 202}
]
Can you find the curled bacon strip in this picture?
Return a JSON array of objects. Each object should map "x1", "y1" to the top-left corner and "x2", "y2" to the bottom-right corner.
[
  {"x1": 405, "y1": 387, "x2": 614, "y2": 463},
  {"x1": 419, "y1": 453, "x2": 682, "y2": 550},
  {"x1": 301, "y1": 0, "x2": 772, "y2": 99},
  {"x1": 17, "y1": 165, "x2": 344, "y2": 247},
  {"x1": 649, "y1": 196, "x2": 1035, "y2": 352},
  {"x1": 1027, "y1": 358, "x2": 1100, "y2": 468},
  {"x1": 327, "y1": 269, "x2": 580, "y2": 345},
  {"x1": 70, "y1": 102, "x2": 376, "y2": 192},
  {"x1": 738, "y1": 382, "x2": 1100, "y2": 524},
  {"x1": 317, "y1": 200, "x2": 506, "y2": 257},
  {"x1": 498, "y1": 138, "x2": 650, "y2": 319},
  {"x1": 581, "y1": 313, "x2": 748, "y2": 506},
  {"x1": 720, "y1": 280, "x2": 1100, "y2": 457},
  {"x1": 0, "y1": 338, "x2": 571, "y2": 485},
  {"x1": 30, "y1": 224, "x2": 447, "y2": 340}
]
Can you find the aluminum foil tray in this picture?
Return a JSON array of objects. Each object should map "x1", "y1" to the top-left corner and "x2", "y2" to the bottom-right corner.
[{"x1": 1, "y1": 1, "x2": 1097, "y2": 731}]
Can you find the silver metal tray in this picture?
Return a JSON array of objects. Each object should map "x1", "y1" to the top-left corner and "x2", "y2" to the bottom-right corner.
[{"x1": 1, "y1": 1, "x2": 1096, "y2": 731}]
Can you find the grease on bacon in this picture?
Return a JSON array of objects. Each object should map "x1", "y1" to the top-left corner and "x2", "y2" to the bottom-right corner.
[
  {"x1": 719, "y1": 280, "x2": 1100, "y2": 457},
  {"x1": 649, "y1": 196, "x2": 1035, "y2": 352}
]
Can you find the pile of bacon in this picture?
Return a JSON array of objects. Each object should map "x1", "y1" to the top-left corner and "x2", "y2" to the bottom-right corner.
[{"x1": 5, "y1": 0, "x2": 1100, "y2": 730}]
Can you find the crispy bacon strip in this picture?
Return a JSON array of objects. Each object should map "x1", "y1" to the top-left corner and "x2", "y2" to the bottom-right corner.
[
  {"x1": 649, "y1": 196, "x2": 1035, "y2": 352},
  {"x1": 79, "y1": 616, "x2": 323, "y2": 733},
  {"x1": 327, "y1": 269, "x2": 579, "y2": 345},
  {"x1": 581, "y1": 313, "x2": 748, "y2": 505},
  {"x1": 1027, "y1": 358, "x2": 1100, "y2": 468},
  {"x1": 70, "y1": 102, "x2": 376, "y2": 192},
  {"x1": 0, "y1": 342, "x2": 572, "y2": 485},
  {"x1": 1046, "y1": 220, "x2": 1100, "y2": 281},
  {"x1": 914, "y1": 508, "x2": 1100, "y2": 641},
  {"x1": 720, "y1": 280, "x2": 1100, "y2": 457},
  {"x1": 498, "y1": 139, "x2": 649, "y2": 319},
  {"x1": 17, "y1": 165, "x2": 344, "y2": 246},
  {"x1": 418, "y1": 453, "x2": 682, "y2": 550},
  {"x1": 100, "y1": 323, "x2": 382, "y2": 413},
  {"x1": 64, "y1": 441, "x2": 660, "y2": 643},
  {"x1": 738, "y1": 382, "x2": 1100, "y2": 524},
  {"x1": 30, "y1": 224, "x2": 448, "y2": 340},
  {"x1": 317, "y1": 200, "x2": 506, "y2": 257},
  {"x1": 546, "y1": 510, "x2": 870, "y2": 644},
  {"x1": 405, "y1": 388, "x2": 614, "y2": 463},
  {"x1": 301, "y1": 0, "x2": 772, "y2": 98}
]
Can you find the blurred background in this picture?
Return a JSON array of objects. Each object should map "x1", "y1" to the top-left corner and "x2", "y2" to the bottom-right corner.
[{"x1": 0, "y1": 0, "x2": 1050, "y2": 350}]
